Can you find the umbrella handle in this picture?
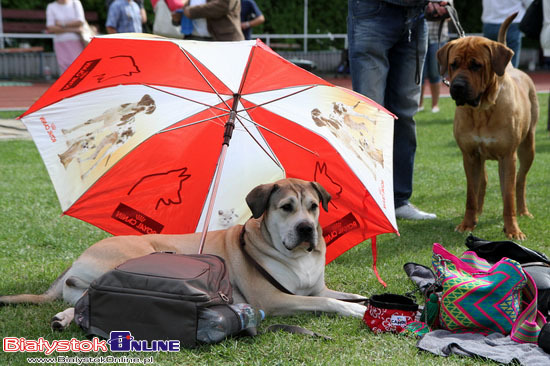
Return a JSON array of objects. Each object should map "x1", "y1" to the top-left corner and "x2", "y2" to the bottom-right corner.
[
  {"x1": 198, "y1": 143, "x2": 228, "y2": 254},
  {"x1": 198, "y1": 94, "x2": 240, "y2": 254}
]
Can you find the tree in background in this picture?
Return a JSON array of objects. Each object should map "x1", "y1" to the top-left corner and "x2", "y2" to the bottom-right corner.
[
  {"x1": 253, "y1": 0, "x2": 347, "y2": 50},
  {"x1": 453, "y1": 0, "x2": 482, "y2": 34},
  {"x1": 250, "y1": 0, "x2": 483, "y2": 50}
]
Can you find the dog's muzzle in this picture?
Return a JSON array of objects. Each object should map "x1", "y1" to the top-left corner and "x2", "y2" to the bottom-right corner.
[
  {"x1": 295, "y1": 221, "x2": 316, "y2": 252},
  {"x1": 449, "y1": 77, "x2": 481, "y2": 107}
]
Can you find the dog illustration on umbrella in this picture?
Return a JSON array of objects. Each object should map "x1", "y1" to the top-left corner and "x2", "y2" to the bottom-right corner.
[
  {"x1": 311, "y1": 101, "x2": 384, "y2": 178},
  {"x1": 58, "y1": 94, "x2": 156, "y2": 179}
]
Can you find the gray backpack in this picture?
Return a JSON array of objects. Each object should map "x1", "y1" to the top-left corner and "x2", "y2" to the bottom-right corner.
[{"x1": 74, "y1": 252, "x2": 233, "y2": 348}]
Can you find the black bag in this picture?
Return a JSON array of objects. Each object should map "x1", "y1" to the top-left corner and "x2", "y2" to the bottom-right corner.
[
  {"x1": 74, "y1": 252, "x2": 233, "y2": 348},
  {"x1": 465, "y1": 234, "x2": 550, "y2": 265},
  {"x1": 465, "y1": 234, "x2": 550, "y2": 319},
  {"x1": 519, "y1": 0, "x2": 543, "y2": 40}
]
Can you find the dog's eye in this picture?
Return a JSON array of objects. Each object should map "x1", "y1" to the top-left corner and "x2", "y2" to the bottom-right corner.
[
  {"x1": 310, "y1": 203, "x2": 319, "y2": 211},
  {"x1": 469, "y1": 61, "x2": 482, "y2": 72},
  {"x1": 281, "y1": 204, "x2": 293, "y2": 212},
  {"x1": 450, "y1": 61, "x2": 459, "y2": 70}
]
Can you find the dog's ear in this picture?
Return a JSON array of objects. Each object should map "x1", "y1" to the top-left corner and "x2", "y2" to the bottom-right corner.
[
  {"x1": 436, "y1": 41, "x2": 453, "y2": 76},
  {"x1": 139, "y1": 94, "x2": 153, "y2": 105},
  {"x1": 246, "y1": 183, "x2": 279, "y2": 219},
  {"x1": 139, "y1": 94, "x2": 157, "y2": 114},
  {"x1": 310, "y1": 182, "x2": 331, "y2": 212},
  {"x1": 487, "y1": 43, "x2": 513, "y2": 76}
]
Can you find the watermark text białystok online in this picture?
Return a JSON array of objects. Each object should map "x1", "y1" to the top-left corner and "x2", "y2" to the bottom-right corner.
[{"x1": 26, "y1": 356, "x2": 154, "y2": 364}]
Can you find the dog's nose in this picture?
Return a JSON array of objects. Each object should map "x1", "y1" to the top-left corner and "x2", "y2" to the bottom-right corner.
[
  {"x1": 296, "y1": 222, "x2": 314, "y2": 240},
  {"x1": 450, "y1": 81, "x2": 466, "y2": 97},
  {"x1": 450, "y1": 80, "x2": 469, "y2": 106}
]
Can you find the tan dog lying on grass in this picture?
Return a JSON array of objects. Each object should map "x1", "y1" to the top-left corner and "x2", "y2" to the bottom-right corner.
[
  {"x1": 437, "y1": 13, "x2": 538, "y2": 240},
  {"x1": 0, "y1": 179, "x2": 367, "y2": 330}
]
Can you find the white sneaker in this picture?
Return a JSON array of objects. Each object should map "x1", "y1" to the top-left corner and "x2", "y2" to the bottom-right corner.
[
  {"x1": 431, "y1": 106, "x2": 440, "y2": 113},
  {"x1": 395, "y1": 203, "x2": 437, "y2": 220}
]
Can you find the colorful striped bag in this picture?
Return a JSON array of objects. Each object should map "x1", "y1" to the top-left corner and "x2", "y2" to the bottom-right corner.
[{"x1": 432, "y1": 243, "x2": 546, "y2": 343}]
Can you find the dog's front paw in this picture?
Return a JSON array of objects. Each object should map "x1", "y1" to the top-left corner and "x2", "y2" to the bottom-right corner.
[
  {"x1": 504, "y1": 227, "x2": 526, "y2": 241},
  {"x1": 455, "y1": 222, "x2": 476, "y2": 233},
  {"x1": 345, "y1": 303, "x2": 367, "y2": 318}
]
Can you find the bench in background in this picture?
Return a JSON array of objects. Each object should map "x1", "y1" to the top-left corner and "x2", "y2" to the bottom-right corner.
[
  {"x1": 2, "y1": 8, "x2": 99, "y2": 36},
  {"x1": 0, "y1": 8, "x2": 99, "y2": 79}
]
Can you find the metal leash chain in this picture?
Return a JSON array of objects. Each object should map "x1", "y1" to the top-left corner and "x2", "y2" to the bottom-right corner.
[
  {"x1": 439, "y1": 3, "x2": 465, "y2": 86},
  {"x1": 446, "y1": 4, "x2": 465, "y2": 38},
  {"x1": 416, "y1": 2, "x2": 465, "y2": 85}
]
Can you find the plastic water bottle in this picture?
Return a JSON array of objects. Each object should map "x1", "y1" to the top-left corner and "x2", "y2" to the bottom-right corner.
[{"x1": 196, "y1": 303, "x2": 265, "y2": 344}]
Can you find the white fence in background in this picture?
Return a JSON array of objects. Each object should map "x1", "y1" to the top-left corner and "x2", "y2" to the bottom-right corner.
[
  {"x1": 0, "y1": 33, "x2": 349, "y2": 79},
  {"x1": 254, "y1": 33, "x2": 348, "y2": 51},
  {"x1": 0, "y1": 32, "x2": 540, "y2": 79}
]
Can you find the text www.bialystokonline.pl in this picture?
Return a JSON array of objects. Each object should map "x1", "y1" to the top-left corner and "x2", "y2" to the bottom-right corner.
[{"x1": 26, "y1": 355, "x2": 155, "y2": 364}]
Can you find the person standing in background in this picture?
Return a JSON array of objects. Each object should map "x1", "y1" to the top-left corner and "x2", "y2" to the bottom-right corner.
[
  {"x1": 106, "y1": 0, "x2": 147, "y2": 26},
  {"x1": 46, "y1": 0, "x2": 86, "y2": 73},
  {"x1": 347, "y1": 0, "x2": 448, "y2": 220},
  {"x1": 106, "y1": 0, "x2": 144, "y2": 33},
  {"x1": 180, "y1": 0, "x2": 244, "y2": 41},
  {"x1": 482, "y1": 0, "x2": 532, "y2": 68},
  {"x1": 419, "y1": 18, "x2": 449, "y2": 113},
  {"x1": 179, "y1": 0, "x2": 213, "y2": 40},
  {"x1": 541, "y1": 0, "x2": 550, "y2": 62},
  {"x1": 240, "y1": 0, "x2": 265, "y2": 40}
]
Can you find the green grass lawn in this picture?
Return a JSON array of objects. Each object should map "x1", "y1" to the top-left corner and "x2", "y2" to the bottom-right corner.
[{"x1": 1, "y1": 94, "x2": 549, "y2": 365}]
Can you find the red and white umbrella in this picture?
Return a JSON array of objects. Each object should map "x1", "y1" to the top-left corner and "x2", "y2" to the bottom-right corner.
[{"x1": 20, "y1": 34, "x2": 398, "y2": 265}]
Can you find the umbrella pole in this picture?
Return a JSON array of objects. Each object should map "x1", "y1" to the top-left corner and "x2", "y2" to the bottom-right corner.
[{"x1": 198, "y1": 94, "x2": 240, "y2": 254}]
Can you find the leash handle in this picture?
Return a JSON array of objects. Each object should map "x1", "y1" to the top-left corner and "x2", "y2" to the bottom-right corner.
[{"x1": 436, "y1": 4, "x2": 465, "y2": 47}]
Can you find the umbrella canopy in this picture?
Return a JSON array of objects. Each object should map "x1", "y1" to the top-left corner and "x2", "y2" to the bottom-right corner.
[{"x1": 20, "y1": 34, "x2": 398, "y2": 264}]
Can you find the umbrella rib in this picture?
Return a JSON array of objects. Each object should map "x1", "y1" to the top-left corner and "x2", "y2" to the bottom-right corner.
[
  {"x1": 234, "y1": 114, "x2": 284, "y2": 170},
  {"x1": 236, "y1": 40, "x2": 256, "y2": 95},
  {"x1": 239, "y1": 85, "x2": 316, "y2": 112},
  {"x1": 158, "y1": 112, "x2": 231, "y2": 134},
  {"x1": 236, "y1": 112, "x2": 319, "y2": 157},
  {"x1": 144, "y1": 85, "x2": 230, "y2": 112},
  {"x1": 180, "y1": 46, "x2": 232, "y2": 110}
]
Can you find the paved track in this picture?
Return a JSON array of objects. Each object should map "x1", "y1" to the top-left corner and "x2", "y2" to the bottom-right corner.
[{"x1": 1, "y1": 73, "x2": 549, "y2": 140}]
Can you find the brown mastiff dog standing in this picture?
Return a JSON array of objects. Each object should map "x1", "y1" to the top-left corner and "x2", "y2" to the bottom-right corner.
[
  {"x1": 0, "y1": 179, "x2": 367, "y2": 330},
  {"x1": 437, "y1": 14, "x2": 538, "y2": 240}
]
